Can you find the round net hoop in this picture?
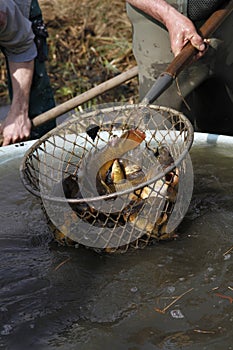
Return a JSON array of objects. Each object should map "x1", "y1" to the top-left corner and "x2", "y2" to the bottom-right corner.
[{"x1": 20, "y1": 103, "x2": 194, "y2": 253}]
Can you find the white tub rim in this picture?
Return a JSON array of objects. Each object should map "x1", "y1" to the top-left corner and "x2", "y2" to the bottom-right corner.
[{"x1": 0, "y1": 132, "x2": 233, "y2": 165}]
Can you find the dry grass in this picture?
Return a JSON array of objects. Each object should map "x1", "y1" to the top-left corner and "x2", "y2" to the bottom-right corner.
[{"x1": 0, "y1": 0, "x2": 138, "y2": 107}]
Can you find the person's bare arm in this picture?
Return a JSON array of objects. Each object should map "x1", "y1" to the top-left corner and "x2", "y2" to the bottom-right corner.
[
  {"x1": 0, "y1": 60, "x2": 34, "y2": 146},
  {"x1": 127, "y1": 0, "x2": 206, "y2": 56}
]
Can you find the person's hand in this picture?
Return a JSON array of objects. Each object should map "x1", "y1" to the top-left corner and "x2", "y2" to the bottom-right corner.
[
  {"x1": 0, "y1": 59, "x2": 34, "y2": 146},
  {"x1": 165, "y1": 7, "x2": 206, "y2": 57},
  {"x1": 127, "y1": 0, "x2": 207, "y2": 58},
  {"x1": 0, "y1": 108, "x2": 31, "y2": 146}
]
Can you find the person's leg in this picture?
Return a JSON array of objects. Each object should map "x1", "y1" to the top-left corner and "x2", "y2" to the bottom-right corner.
[
  {"x1": 126, "y1": 1, "x2": 210, "y2": 125},
  {"x1": 189, "y1": 10, "x2": 233, "y2": 134},
  {"x1": 28, "y1": 0, "x2": 56, "y2": 138}
]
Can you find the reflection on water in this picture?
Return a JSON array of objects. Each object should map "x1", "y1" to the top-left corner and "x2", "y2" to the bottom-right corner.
[{"x1": 0, "y1": 144, "x2": 233, "y2": 350}]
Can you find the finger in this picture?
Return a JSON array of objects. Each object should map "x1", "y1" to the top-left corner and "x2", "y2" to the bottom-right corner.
[
  {"x1": 189, "y1": 34, "x2": 205, "y2": 52},
  {"x1": 171, "y1": 39, "x2": 184, "y2": 57},
  {"x1": 24, "y1": 130, "x2": 31, "y2": 140},
  {"x1": 19, "y1": 130, "x2": 30, "y2": 142},
  {"x1": 3, "y1": 132, "x2": 21, "y2": 146},
  {"x1": 2, "y1": 136, "x2": 12, "y2": 147}
]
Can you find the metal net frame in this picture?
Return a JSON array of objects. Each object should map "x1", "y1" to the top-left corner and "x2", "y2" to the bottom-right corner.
[{"x1": 20, "y1": 104, "x2": 194, "y2": 253}]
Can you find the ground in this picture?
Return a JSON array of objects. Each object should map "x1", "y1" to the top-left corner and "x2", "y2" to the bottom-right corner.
[{"x1": 0, "y1": 0, "x2": 138, "y2": 109}]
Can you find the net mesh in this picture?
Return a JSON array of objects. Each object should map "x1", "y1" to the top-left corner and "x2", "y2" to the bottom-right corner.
[{"x1": 20, "y1": 104, "x2": 194, "y2": 253}]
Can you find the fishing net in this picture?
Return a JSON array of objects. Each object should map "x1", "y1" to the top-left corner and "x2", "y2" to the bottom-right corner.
[{"x1": 20, "y1": 104, "x2": 194, "y2": 253}]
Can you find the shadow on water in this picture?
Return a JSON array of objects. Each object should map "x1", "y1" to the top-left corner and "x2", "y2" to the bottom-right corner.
[{"x1": 0, "y1": 143, "x2": 233, "y2": 350}]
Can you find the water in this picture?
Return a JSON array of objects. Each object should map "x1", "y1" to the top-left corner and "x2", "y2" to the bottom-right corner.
[{"x1": 0, "y1": 144, "x2": 233, "y2": 350}]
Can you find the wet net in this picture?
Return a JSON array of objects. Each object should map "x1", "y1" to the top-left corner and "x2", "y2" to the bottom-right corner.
[{"x1": 20, "y1": 104, "x2": 194, "y2": 253}]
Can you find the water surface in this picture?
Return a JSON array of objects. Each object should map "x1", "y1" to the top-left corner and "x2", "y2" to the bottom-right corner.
[{"x1": 0, "y1": 144, "x2": 232, "y2": 350}]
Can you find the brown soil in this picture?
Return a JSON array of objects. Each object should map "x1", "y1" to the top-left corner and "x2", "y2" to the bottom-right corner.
[{"x1": 0, "y1": 0, "x2": 138, "y2": 107}]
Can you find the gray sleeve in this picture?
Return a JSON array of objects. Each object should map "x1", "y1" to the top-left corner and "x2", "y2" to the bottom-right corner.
[{"x1": 0, "y1": 0, "x2": 37, "y2": 62}]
